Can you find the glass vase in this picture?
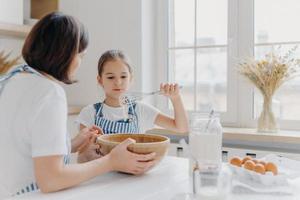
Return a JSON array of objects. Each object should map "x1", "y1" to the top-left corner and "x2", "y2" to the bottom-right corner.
[{"x1": 257, "y1": 95, "x2": 278, "y2": 133}]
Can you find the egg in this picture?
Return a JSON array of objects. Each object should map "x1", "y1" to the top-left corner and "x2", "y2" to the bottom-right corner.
[
  {"x1": 258, "y1": 160, "x2": 266, "y2": 167},
  {"x1": 242, "y1": 156, "x2": 252, "y2": 164},
  {"x1": 265, "y1": 162, "x2": 278, "y2": 175},
  {"x1": 243, "y1": 160, "x2": 255, "y2": 171},
  {"x1": 252, "y1": 159, "x2": 258, "y2": 164},
  {"x1": 254, "y1": 163, "x2": 266, "y2": 174},
  {"x1": 230, "y1": 156, "x2": 242, "y2": 167}
]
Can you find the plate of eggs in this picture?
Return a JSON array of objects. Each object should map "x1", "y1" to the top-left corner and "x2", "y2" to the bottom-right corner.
[{"x1": 229, "y1": 155, "x2": 288, "y2": 186}]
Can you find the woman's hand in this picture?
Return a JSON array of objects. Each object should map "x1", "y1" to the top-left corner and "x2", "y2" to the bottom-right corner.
[
  {"x1": 71, "y1": 125, "x2": 103, "y2": 153},
  {"x1": 160, "y1": 83, "x2": 180, "y2": 100},
  {"x1": 107, "y1": 138, "x2": 157, "y2": 175}
]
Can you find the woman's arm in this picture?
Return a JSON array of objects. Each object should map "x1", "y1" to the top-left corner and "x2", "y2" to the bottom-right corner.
[
  {"x1": 154, "y1": 83, "x2": 189, "y2": 133},
  {"x1": 34, "y1": 138, "x2": 156, "y2": 193}
]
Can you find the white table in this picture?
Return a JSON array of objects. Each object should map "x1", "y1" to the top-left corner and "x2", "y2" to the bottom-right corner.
[{"x1": 5, "y1": 156, "x2": 300, "y2": 200}]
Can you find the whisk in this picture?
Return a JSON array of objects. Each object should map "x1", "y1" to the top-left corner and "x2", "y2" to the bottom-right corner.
[{"x1": 119, "y1": 86, "x2": 183, "y2": 105}]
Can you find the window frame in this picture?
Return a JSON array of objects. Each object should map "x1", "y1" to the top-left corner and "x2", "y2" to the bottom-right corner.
[{"x1": 155, "y1": 0, "x2": 300, "y2": 130}]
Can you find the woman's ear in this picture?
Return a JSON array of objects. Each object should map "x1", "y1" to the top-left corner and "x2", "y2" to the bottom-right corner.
[{"x1": 97, "y1": 75, "x2": 103, "y2": 86}]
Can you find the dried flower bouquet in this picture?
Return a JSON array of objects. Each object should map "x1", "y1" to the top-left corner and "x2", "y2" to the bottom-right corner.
[{"x1": 238, "y1": 47, "x2": 300, "y2": 132}]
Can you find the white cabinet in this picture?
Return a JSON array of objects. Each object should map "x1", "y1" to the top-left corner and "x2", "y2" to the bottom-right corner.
[
  {"x1": 67, "y1": 114, "x2": 79, "y2": 163},
  {"x1": 168, "y1": 142, "x2": 300, "y2": 162},
  {"x1": 168, "y1": 143, "x2": 184, "y2": 157},
  {"x1": 222, "y1": 147, "x2": 300, "y2": 161},
  {"x1": 0, "y1": 0, "x2": 23, "y2": 24}
]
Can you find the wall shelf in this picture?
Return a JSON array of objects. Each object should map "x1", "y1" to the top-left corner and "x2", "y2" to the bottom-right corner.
[{"x1": 0, "y1": 22, "x2": 32, "y2": 38}]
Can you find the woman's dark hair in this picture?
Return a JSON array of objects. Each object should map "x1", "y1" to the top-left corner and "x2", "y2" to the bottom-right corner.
[
  {"x1": 98, "y1": 50, "x2": 132, "y2": 76},
  {"x1": 22, "y1": 12, "x2": 89, "y2": 84}
]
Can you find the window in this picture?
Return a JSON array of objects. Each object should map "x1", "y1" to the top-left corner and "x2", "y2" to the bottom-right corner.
[
  {"x1": 254, "y1": 0, "x2": 300, "y2": 121},
  {"x1": 157, "y1": 0, "x2": 300, "y2": 129},
  {"x1": 168, "y1": 0, "x2": 228, "y2": 113}
]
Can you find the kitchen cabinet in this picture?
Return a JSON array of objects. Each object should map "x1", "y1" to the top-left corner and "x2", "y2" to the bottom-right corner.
[
  {"x1": 30, "y1": 0, "x2": 58, "y2": 20},
  {"x1": 0, "y1": 0, "x2": 59, "y2": 38},
  {"x1": 67, "y1": 114, "x2": 79, "y2": 163}
]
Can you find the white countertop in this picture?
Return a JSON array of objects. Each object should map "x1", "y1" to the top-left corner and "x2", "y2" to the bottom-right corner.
[{"x1": 5, "y1": 156, "x2": 300, "y2": 200}]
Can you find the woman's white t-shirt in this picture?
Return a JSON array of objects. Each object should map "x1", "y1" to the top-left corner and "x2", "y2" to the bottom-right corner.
[
  {"x1": 76, "y1": 102, "x2": 160, "y2": 133},
  {"x1": 0, "y1": 73, "x2": 69, "y2": 198}
]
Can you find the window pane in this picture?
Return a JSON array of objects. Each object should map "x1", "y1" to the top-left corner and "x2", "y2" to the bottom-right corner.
[
  {"x1": 255, "y1": 0, "x2": 300, "y2": 120},
  {"x1": 169, "y1": 0, "x2": 195, "y2": 47},
  {"x1": 255, "y1": 0, "x2": 300, "y2": 43},
  {"x1": 197, "y1": 0, "x2": 228, "y2": 46},
  {"x1": 254, "y1": 45, "x2": 300, "y2": 120},
  {"x1": 169, "y1": 49, "x2": 195, "y2": 110},
  {"x1": 196, "y1": 47, "x2": 227, "y2": 112}
]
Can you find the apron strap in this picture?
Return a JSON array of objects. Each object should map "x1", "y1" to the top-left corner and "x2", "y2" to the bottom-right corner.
[{"x1": 0, "y1": 64, "x2": 42, "y2": 95}]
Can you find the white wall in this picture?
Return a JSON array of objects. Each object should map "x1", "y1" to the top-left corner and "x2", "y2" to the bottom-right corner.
[
  {"x1": 0, "y1": 36, "x2": 24, "y2": 59},
  {"x1": 141, "y1": 0, "x2": 157, "y2": 104},
  {"x1": 0, "y1": 0, "x2": 158, "y2": 106},
  {"x1": 59, "y1": 0, "x2": 158, "y2": 106},
  {"x1": 0, "y1": 0, "x2": 23, "y2": 24}
]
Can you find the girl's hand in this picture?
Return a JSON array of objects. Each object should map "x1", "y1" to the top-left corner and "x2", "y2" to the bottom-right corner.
[
  {"x1": 71, "y1": 125, "x2": 103, "y2": 153},
  {"x1": 77, "y1": 142, "x2": 103, "y2": 163},
  {"x1": 108, "y1": 138, "x2": 157, "y2": 175},
  {"x1": 160, "y1": 83, "x2": 180, "y2": 100}
]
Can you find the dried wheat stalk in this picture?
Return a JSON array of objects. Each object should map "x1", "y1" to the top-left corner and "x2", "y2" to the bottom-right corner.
[
  {"x1": 238, "y1": 46, "x2": 300, "y2": 98},
  {"x1": 0, "y1": 51, "x2": 20, "y2": 75}
]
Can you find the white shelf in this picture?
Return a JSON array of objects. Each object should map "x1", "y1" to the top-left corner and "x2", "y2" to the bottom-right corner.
[{"x1": 0, "y1": 22, "x2": 32, "y2": 38}]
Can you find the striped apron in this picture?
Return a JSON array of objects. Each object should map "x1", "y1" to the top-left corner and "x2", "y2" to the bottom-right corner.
[
  {"x1": 94, "y1": 102, "x2": 140, "y2": 134},
  {"x1": 0, "y1": 64, "x2": 71, "y2": 196}
]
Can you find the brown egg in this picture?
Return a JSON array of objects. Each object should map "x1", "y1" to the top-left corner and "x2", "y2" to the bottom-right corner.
[
  {"x1": 265, "y1": 162, "x2": 278, "y2": 175},
  {"x1": 244, "y1": 160, "x2": 255, "y2": 171},
  {"x1": 254, "y1": 163, "x2": 266, "y2": 174},
  {"x1": 242, "y1": 156, "x2": 252, "y2": 164},
  {"x1": 252, "y1": 159, "x2": 258, "y2": 164},
  {"x1": 230, "y1": 156, "x2": 242, "y2": 167},
  {"x1": 258, "y1": 160, "x2": 266, "y2": 167}
]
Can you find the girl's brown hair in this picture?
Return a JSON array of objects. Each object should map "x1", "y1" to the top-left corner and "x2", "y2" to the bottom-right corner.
[
  {"x1": 97, "y1": 50, "x2": 132, "y2": 76},
  {"x1": 22, "y1": 12, "x2": 89, "y2": 84}
]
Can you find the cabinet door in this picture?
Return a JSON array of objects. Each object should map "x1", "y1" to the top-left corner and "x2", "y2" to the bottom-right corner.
[
  {"x1": 67, "y1": 114, "x2": 79, "y2": 139},
  {"x1": 0, "y1": 0, "x2": 23, "y2": 24}
]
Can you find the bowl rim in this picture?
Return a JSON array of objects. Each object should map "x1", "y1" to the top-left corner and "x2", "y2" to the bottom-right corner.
[{"x1": 97, "y1": 133, "x2": 170, "y2": 146}]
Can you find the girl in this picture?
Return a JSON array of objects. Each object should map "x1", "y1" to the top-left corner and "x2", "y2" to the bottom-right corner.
[
  {"x1": 0, "y1": 12, "x2": 155, "y2": 198},
  {"x1": 77, "y1": 50, "x2": 189, "y2": 137}
]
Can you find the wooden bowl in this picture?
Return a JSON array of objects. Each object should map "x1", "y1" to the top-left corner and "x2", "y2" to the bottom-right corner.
[{"x1": 97, "y1": 134, "x2": 170, "y2": 162}]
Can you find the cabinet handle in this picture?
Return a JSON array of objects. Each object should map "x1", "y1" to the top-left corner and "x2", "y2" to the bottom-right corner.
[
  {"x1": 176, "y1": 147, "x2": 183, "y2": 157},
  {"x1": 246, "y1": 153, "x2": 256, "y2": 158},
  {"x1": 222, "y1": 151, "x2": 228, "y2": 162}
]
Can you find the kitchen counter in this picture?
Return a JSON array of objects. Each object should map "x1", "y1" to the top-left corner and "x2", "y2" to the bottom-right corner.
[{"x1": 5, "y1": 156, "x2": 300, "y2": 200}]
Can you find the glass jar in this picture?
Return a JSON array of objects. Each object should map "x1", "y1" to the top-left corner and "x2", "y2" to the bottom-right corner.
[{"x1": 189, "y1": 112, "x2": 223, "y2": 172}]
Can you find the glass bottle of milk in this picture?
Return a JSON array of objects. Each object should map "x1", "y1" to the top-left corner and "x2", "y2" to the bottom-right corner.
[{"x1": 189, "y1": 113, "x2": 222, "y2": 172}]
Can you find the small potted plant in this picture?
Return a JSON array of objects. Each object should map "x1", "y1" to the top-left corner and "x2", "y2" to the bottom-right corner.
[{"x1": 238, "y1": 47, "x2": 300, "y2": 132}]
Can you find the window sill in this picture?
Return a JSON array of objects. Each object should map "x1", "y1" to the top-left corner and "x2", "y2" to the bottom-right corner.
[
  {"x1": 223, "y1": 127, "x2": 300, "y2": 144},
  {"x1": 148, "y1": 127, "x2": 300, "y2": 154}
]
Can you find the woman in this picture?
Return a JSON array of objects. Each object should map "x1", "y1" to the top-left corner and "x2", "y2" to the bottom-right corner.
[{"x1": 0, "y1": 12, "x2": 155, "y2": 198}]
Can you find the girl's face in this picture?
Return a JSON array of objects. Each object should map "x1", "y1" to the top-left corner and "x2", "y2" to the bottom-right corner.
[{"x1": 98, "y1": 59, "x2": 132, "y2": 100}]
